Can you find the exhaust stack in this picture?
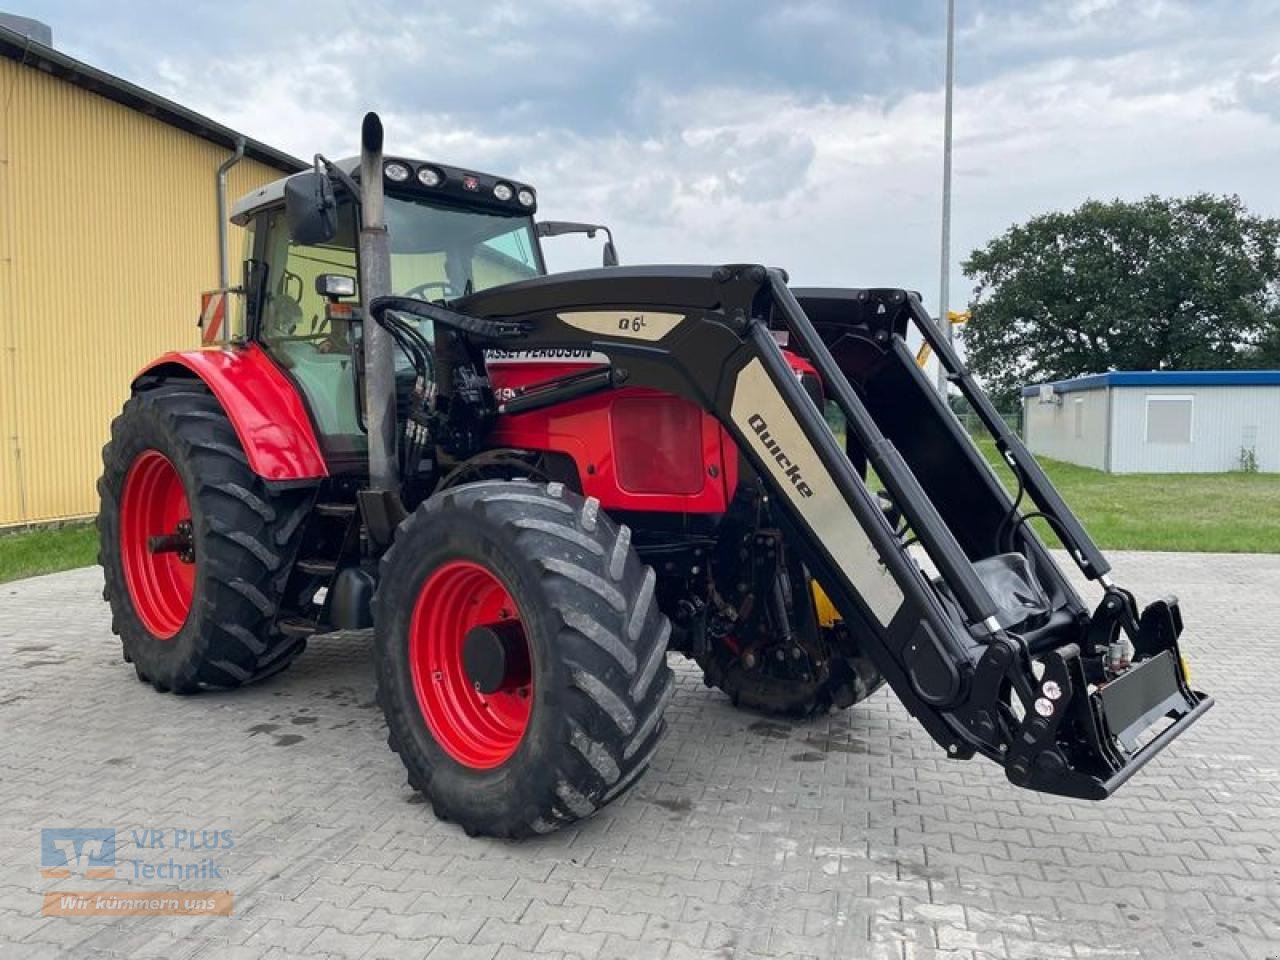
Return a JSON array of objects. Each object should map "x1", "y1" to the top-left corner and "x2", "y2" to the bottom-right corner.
[{"x1": 358, "y1": 112, "x2": 398, "y2": 493}]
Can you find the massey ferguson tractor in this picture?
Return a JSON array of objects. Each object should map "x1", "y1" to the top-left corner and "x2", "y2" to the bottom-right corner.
[{"x1": 98, "y1": 115, "x2": 1211, "y2": 838}]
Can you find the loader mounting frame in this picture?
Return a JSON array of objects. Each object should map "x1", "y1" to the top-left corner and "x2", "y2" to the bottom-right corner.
[{"x1": 370, "y1": 262, "x2": 1211, "y2": 801}]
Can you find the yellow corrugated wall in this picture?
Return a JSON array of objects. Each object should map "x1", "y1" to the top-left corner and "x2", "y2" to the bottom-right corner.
[{"x1": 0, "y1": 58, "x2": 289, "y2": 526}]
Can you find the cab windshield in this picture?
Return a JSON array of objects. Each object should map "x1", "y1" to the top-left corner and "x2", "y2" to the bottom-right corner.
[
  {"x1": 256, "y1": 197, "x2": 541, "y2": 347},
  {"x1": 384, "y1": 194, "x2": 542, "y2": 299}
]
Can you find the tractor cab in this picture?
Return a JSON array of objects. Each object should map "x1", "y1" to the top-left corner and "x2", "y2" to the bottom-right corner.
[{"x1": 227, "y1": 157, "x2": 545, "y2": 467}]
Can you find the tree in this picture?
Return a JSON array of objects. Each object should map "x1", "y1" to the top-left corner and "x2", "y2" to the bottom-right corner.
[{"x1": 960, "y1": 194, "x2": 1280, "y2": 406}]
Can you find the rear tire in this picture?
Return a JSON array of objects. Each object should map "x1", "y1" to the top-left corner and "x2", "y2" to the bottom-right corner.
[
  {"x1": 374, "y1": 480, "x2": 674, "y2": 838},
  {"x1": 696, "y1": 643, "x2": 882, "y2": 717},
  {"x1": 98, "y1": 382, "x2": 311, "y2": 693}
]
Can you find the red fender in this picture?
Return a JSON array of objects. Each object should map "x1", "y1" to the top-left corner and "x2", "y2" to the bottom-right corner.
[{"x1": 134, "y1": 345, "x2": 328, "y2": 481}]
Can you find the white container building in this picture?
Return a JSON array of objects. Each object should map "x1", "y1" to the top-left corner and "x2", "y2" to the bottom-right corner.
[{"x1": 1021, "y1": 371, "x2": 1280, "y2": 473}]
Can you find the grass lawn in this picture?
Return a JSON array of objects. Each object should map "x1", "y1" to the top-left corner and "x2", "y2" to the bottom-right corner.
[
  {"x1": 0, "y1": 438, "x2": 1275, "y2": 584},
  {"x1": 0, "y1": 522, "x2": 98, "y2": 584},
  {"x1": 973, "y1": 437, "x2": 1280, "y2": 553}
]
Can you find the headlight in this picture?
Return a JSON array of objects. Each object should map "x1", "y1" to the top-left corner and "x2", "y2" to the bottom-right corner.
[
  {"x1": 517, "y1": 188, "x2": 535, "y2": 207},
  {"x1": 384, "y1": 161, "x2": 410, "y2": 183},
  {"x1": 416, "y1": 166, "x2": 442, "y2": 187},
  {"x1": 493, "y1": 182, "x2": 514, "y2": 202}
]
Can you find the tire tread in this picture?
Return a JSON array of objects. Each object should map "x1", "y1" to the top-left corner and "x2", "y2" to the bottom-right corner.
[
  {"x1": 98, "y1": 382, "x2": 311, "y2": 692},
  {"x1": 375, "y1": 480, "x2": 673, "y2": 838}
]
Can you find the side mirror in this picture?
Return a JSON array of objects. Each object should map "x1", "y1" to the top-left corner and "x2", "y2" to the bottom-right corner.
[
  {"x1": 536, "y1": 220, "x2": 620, "y2": 267},
  {"x1": 284, "y1": 170, "x2": 337, "y2": 246},
  {"x1": 536, "y1": 220, "x2": 599, "y2": 238},
  {"x1": 316, "y1": 274, "x2": 356, "y2": 301}
]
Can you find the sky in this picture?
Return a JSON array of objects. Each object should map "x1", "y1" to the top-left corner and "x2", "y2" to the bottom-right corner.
[{"x1": 18, "y1": 0, "x2": 1280, "y2": 316}]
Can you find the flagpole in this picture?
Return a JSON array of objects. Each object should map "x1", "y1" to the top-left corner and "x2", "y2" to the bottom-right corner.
[{"x1": 937, "y1": 0, "x2": 956, "y2": 396}]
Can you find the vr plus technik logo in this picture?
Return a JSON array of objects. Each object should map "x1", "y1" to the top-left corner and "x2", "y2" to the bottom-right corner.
[
  {"x1": 38, "y1": 827, "x2": 235, "y2": 917},
  {"x1": 41, "y1": 828, "x2": 116, "y2": 880}
]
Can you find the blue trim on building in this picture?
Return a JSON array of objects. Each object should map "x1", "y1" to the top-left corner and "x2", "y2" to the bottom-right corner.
[{"x1": 1021, "y1": 370, "x2": 1280, "y2": 397}]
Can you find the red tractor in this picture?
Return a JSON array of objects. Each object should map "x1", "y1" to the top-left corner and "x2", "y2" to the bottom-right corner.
[{"x1": 99, "y1": 115, "x2": 1210, "y2": 837}]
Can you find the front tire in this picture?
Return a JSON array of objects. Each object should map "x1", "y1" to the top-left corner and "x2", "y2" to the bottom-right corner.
[
  {"x1": 98, "y1": 382, "x2": 311, "y2": 692},
  {"x1": 374, "y1": 480, "x2": 674, "y2": 838}
]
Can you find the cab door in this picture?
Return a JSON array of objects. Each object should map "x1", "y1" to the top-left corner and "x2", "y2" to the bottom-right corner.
[{"x1": 247, "y1": 203, "x2": 367, "y2": 468}]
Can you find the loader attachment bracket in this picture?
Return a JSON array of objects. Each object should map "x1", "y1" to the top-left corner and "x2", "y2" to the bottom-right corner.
[{"x1": 1001, "y1": 593, "x2": 1210, "y2": 800}]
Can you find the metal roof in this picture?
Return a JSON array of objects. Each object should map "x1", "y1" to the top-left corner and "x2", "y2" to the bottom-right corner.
[
  {"x1": 0, "y1": 23, "x2": 305, "y2": 174},
  {"x1": 1022, "y1": 370, "x2": 1280, "y2": 397}
]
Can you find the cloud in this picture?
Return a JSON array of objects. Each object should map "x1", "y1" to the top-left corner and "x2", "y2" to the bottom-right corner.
[
  {"x1": 1234, "y1": 51, "x2": 1280, "y2": 121},
  {"x1": 19, "y1": 0, "x2": 1280, "y2": 319}
]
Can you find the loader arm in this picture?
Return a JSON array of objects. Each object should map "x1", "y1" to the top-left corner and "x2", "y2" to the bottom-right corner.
[{"x1": 378, "y1": 262, "x2": 1210, "y2": 801}]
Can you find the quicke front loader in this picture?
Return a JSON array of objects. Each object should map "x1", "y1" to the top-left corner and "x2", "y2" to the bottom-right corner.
[{"x1": 98, "y1": 115, "x2": 1211, "y2": 837}]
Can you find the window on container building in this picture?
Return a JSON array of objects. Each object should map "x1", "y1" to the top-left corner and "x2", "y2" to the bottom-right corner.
[{"x1": 1145, "y1": 395, "x2": 1194, "y2": 444}]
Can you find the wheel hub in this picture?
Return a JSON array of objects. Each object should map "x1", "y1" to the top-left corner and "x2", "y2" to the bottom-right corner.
[
  {"x1": 462, "y1": 622, "x2": 529, "y2": 694},
  {"x1": 148, "y1": 518, "x2": 195, "y2": 564}
]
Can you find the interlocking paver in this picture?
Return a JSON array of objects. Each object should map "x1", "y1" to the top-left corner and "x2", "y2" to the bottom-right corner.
[{"x1": 1, "y1": 552, "x2": 1277, "y2": 959}]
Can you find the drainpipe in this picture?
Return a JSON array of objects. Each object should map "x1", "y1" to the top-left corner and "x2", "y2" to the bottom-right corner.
[{"x1": 215, "y1": 137, "x2": 245, "y2": 344}]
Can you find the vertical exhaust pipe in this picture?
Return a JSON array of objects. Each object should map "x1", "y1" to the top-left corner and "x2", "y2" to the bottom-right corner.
[{"x1": 358, "y1": 112, "x2": 399, "y2": 493}]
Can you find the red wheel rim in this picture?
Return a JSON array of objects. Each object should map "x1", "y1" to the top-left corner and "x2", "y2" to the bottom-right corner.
[
  {"x1": 409, "y1": 561, "x2": 533, "y2": 769},
  {"x1": 120, "y1": 450, "x2": 195, "y2": 639}
]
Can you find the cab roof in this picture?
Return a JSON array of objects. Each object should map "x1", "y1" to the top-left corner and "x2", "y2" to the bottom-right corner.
[{"x1": 230, "y1": 156, "x2": 537, "y2": 225}]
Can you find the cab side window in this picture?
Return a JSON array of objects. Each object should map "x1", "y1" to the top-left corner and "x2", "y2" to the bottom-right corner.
[
  {"x1": 255, "y1": 204, "x2": 365, "y2": 460},
  {"x1": 259, "y1": 206, "x2": 359, "y2": 341}
]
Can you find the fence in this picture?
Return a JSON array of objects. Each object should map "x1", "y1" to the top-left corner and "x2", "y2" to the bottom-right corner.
[{"x1": 957, "y1": 409, "x2": 1023, "y2": 440}]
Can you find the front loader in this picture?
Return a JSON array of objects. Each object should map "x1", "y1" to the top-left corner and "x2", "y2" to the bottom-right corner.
[{"x1": 98, "y1": 114, "x2": 1210, "y2": 837}]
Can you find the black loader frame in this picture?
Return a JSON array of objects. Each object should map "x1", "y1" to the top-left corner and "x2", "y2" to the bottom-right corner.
[{"x1": 370, "y1": 262, "x2": 1211, "y2": 801}]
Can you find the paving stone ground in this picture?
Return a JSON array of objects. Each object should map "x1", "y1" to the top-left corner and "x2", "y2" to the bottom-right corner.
[{"x1": 0, "y1": 551, "x2": 1276, "y2": 960}]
